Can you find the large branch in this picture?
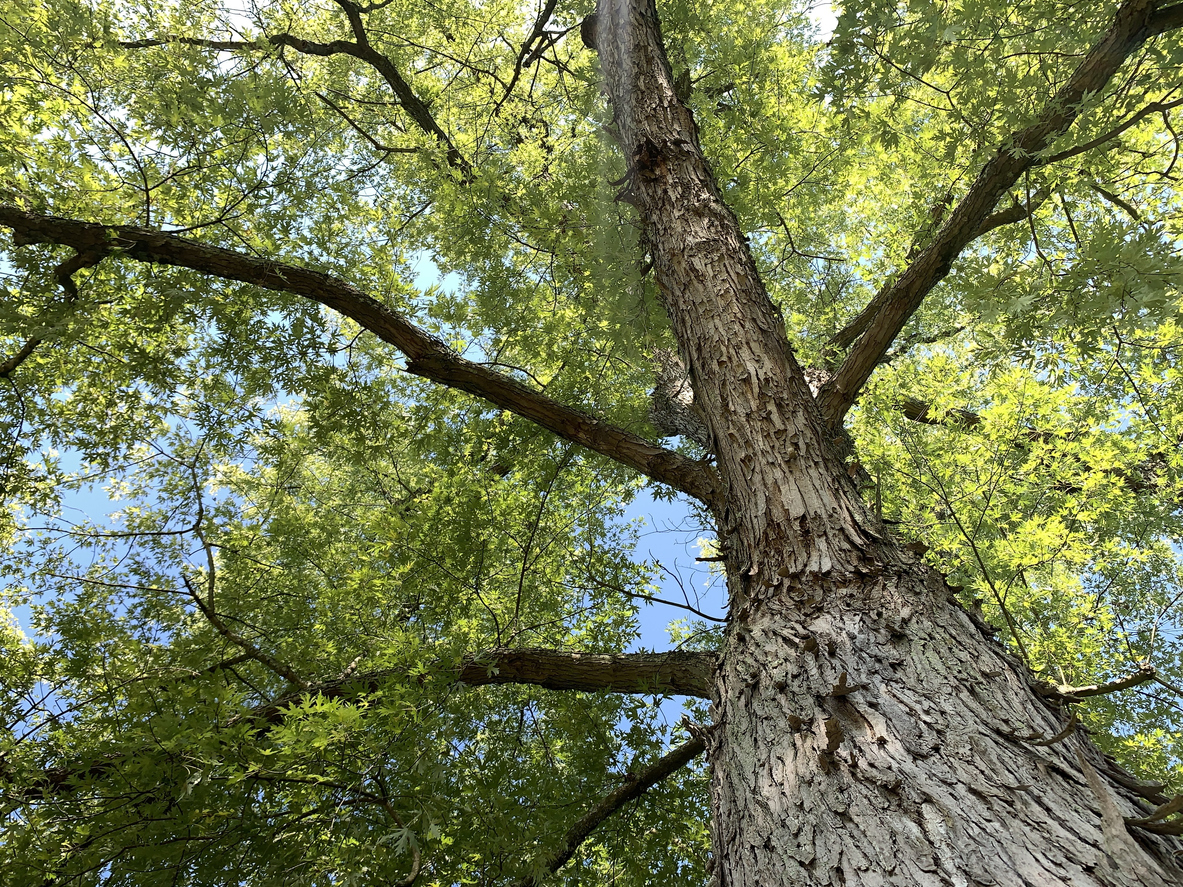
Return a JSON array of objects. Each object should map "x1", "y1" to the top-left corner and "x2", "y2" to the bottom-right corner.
[
  {"x1": 4, "y1": 648, "x2": 716, "y2": 800},
  {"x1": 593, "y1": 0, "x2": 883, "y2": 580},
  {"x1": 512, "y1": 733, "x2": 708, "y2": 887},
  {"x1": 449, "y1": 647, "x2": 715, "y2": 697},
  {"x1": 824, "y1": 190, "x2": 1051, "y2": 358},
  {"x1": 817, "y1": 0, "x2": 1181, "y2": 429},
  {"x1": 0, "y1": 205, "x2": 719, "y2": 504},
  {"x1": 253, "y1": 648, "x2": 718, "y2": 726}
]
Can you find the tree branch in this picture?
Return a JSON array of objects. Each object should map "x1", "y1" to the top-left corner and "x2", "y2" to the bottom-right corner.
[
  {"x1": 181, "y1": 575, "x2": 310, "y2": 691},
  {"x1": 818, "y1": 0, "x2": 1173, "y2": 429},
  {"x1": 1088, "y1": 181, "x2": 1143, "y2": 219},
  {"x1": 897, "y1": 396, "x2": 983, "y2": 429},
  {"x1": 0, "y1": 205, "x2": 719, "y2": 505},
  {"x1": 1149, "y1": 2, "x2": 1183, "y2": 35},
  {"x1": 494, "y1": 0, "x2": 562, "y2": 114},
  {"x1": 314, "y1": 91, "x2": 420, "y2": 155},
  {"x1": 623, "y1": 589, "x2": 727, "y2": 622},
  {"x1": 1036, "y1": 664, "x2": 1157, "y2": 702},
  {"x1": 120, "y1": 30, "x2": 471, "y2": 176},
  {"x1": 894, "y1": 396, "x2": 1177, "y2": 498},
  {"x1": 878, "y1": 324, "x2": 967, "y2": 367},
  {"x1": 972, "y1": 186, "x2": 1054, "y2": 238},
  {"x1": 824, "y1": 187, "x2": 1051, "y2": 366},
  {"x1": 459, "y1": 647, "x2": 715, "y2": 696},
  {"x1": 253, "y1": 648, "x2": 717, "y2": 726},
  {"x1": 329, "y1": 0, "x2": 472, "y2": 176},
  {"x1": 4, "y1": 649, "x2": 716, "y2": 800},
  {"x1": 0, "y1": 247, "x2": 106, "y2": 377},
  {"x1": 1044, "y1": 95, "x2": 1183, "y2": 165},
  {"x1": 512, "y1": 733, "x2": 707, "y2": 887}
]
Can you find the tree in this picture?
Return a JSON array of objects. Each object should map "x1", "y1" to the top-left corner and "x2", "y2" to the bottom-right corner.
[{"x1": 1, "y1": 0, "x2": 1183, "y2": 882}]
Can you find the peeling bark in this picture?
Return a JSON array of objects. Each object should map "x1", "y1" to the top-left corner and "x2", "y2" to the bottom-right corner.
[
  {"x1": 708, "y1": 565, "x2": 1183, "y2": 885},
  {"x1": 591, "y1": 0, "x2": 1183, "y2": 883},
  {"x1": 6, "y1": 0, "x2": 1183, "y2": 879},
  {"x1": 595, "y1": 0, "x2": 881, "y2": 591}
]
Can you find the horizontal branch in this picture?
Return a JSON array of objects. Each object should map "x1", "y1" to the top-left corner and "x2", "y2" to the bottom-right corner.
[
  {"x1": 254, "y1": 647, "x2": 718, "y2": 725},
  {"x1": 0, "y1": 206, "x2": 719, "y2": 505},
  {"x1": 1150, "y1": 2, "x2": 1183, "y2": 35},
  {"x1": 897, "y1": 396, "x2": 983, "y2": 429},
  {"x1": 973, "y1": 186, "x2": 1054, "y2": 238},
  {"x1": 818, "y1": 0, "x2": 1177, "y2": 429},
  {"x1": 446, "y1": 646, "x2": 715, "y2": 696},
  {"x1": 4, "y1": 648, "x2": 716, "y2": 800},
  {"x1": 1048, "y1": 664, "x2": 1157, "y2": 701},
  {"x1": 513, "y1": 733, "x2": 707, "y2": 887}
]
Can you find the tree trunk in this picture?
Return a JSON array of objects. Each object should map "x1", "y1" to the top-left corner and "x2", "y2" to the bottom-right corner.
[
  {"x1": 709, "y1": 562, "x2": 1183, "y2": 885},
  {"x1": 593, "y1": 0, "x2": 1183, "y2": 882}
]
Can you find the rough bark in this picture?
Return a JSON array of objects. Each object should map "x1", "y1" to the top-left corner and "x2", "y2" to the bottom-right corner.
[
  {"x1": 592, "y1": 0, "x2": 1183, "y2": 883},
  {"x1": 247, "y1": 648, "x2": 715, "y2": 727},
  {"x1": 8, "y1": 648, "x2": 716, "y2": 799},
  {"x1": 5, "y1": 0, "x2": 1182, "y2": 880},
  {"x1": 595, "y1": 0, "x2": 880, "y2": 592},
  {"x1": 709, "y1": 563, "x2": 1183, "y2": 886}
]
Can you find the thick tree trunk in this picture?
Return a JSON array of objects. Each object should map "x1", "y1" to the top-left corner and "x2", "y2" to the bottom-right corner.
[
  {"x1": 593, "y1": 0, "x2": 1183, "y2": 883},
  {"x1": 710, "y1": 562, "x2": 1183, "y2": 885},
  {"x1": 593, "y1": 0, "x2": 879, "y2": 586}
]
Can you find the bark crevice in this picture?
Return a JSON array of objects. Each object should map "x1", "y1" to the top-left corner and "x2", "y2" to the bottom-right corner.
[{"x1": 591, "y1": 0, "x2": 1183, "y2": 879}]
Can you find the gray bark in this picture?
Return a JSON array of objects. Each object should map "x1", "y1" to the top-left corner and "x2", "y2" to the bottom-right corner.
[
  {"x1": 593, "y1": 0, "x2": 1183, "y2": 882},
  {"x1": 649, "y1": 347, "x2": 713, "y2": 449},
  {"x1": 709, "y1": 563, "x2": 1183, "y2": 885}
]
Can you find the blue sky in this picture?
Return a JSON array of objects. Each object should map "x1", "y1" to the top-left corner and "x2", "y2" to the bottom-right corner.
[
  {"x1": 8, "y1": 466, "x2": 724, "y2": 654},
  {"x1": 627, "y1": 489, "x2": 726, "y2": 650}
]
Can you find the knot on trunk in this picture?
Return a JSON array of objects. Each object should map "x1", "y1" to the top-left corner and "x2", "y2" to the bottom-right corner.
[
  {"x1": 802, "y1": 364, "x2": 831, "y2": 396},
  {"x1": 648, "y1": 355, "x2": 836, "y2": 453},
  {"x1": 579, "y1": 14, "x2": 598, "y2": 51},
  {"x1": 649, "y1": 348, "x2": 712, "y2": 451}
]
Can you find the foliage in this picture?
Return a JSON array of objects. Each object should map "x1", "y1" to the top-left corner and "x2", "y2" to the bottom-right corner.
[{"x1": 0, "y1": 0, "x2": 1181, "y2": 882}]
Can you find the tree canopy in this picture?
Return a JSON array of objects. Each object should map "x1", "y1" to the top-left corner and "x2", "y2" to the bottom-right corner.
[{"x1": 1, "y1": 0, "x2": 1182, "y2": 883}]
